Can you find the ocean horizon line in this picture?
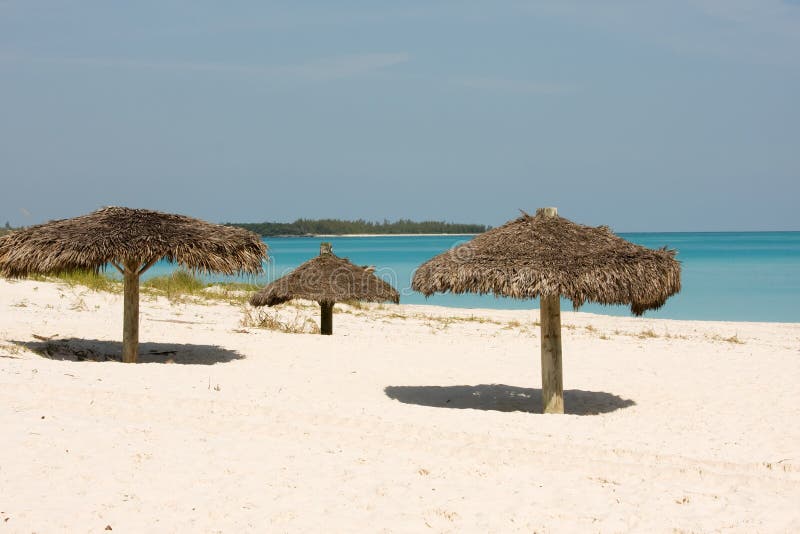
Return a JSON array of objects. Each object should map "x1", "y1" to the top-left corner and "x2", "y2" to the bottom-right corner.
[
  {"x1": 287, "y1": 230, "x2": 800, "y2": 238},
  {"x1": 310, "y1": 232, "x2": 480, "y2": 237}
]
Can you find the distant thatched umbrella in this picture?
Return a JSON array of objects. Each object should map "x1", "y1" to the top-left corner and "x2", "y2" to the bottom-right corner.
[
  {"x1": 0, "y1": 207, "x2": 267, "y2": 363},
  {"x1": 250, "y1": 242, "x2": 399, "y2": 335},
  {"x1": 412, "y1": 207, "x2": 681, "y2": 413}
]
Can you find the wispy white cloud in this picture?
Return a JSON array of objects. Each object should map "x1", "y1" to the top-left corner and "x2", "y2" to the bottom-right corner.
[
  {"x1": 178, "y1": 6, "x2": 437, "y2": 34},
  {"x1": 0, "y1": 51, "x2": 411, "y2": 82},
  {"x1": 457, "y1": 77, "x2": 576, "y2": 94},
  {"x1": 279, "y1": 53, "x2": 410, "y2": 81},
  {"x1": 677, "y1": 0, "x2": 800, "y2": 63},
  {"x1": 517, "y1": 0, "x2": 800, "y2": 65}
]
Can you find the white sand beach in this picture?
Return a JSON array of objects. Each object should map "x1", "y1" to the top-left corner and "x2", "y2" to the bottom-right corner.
[{"x1": 1, "y1": 278, "x2": 799, "y2": 532}]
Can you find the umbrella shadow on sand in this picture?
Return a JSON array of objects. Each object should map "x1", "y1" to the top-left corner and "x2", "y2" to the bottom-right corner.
[
  {"x1": 11, "y1": 338, "x2": 244, "y2": 365},
  {"x1": 384, "y1": 384, "x2": 635, "y2": 415}
]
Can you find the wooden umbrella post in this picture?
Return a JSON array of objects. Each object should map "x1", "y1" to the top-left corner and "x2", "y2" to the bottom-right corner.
[
  {"x1": 119, "y1": 257, "x2": 158, "y2": 363},
  {"x1": 318, "y1": 242, "x2": 335, "y2": 335},
  {"x1": 537, "y1": 207, "x2": 564, "y2": 414},
  {"x1": 320, "y1": 301, "x2": 334, "y2": 335},
  {"x1": 540, "y1": 294, "x2": 564, "y2": 413},
  {"x1": 122, "y1": 263, "x2": 140, "y2": 363}
]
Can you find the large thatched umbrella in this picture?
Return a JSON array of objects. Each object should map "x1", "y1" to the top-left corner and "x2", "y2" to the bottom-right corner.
[
  {"x1": 250, "y1": 242, "x2": 399, "y2": 335},
  {"x1": 412, "y1": 207, "x2": 681, "y2": 413},
  {"x1": 0, "y1": 207, "x2": 267, "y2": 363}
]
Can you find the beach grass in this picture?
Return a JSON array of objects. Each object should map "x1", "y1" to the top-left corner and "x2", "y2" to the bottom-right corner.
[
  {"x1": 141, "y1": 270, "x2": 261, "y2": 305},
  {"x1": 30, "y1": 270, "x2": 122, "y2": 293},
  {"x1": 143, "y1": 269, "x2": 206, "y2": 294},
  {"x1": 637, "y1": 328, "x2": 659, "y2": 339},
  {"x1": 25, "y1": 269, "x2": 261, "y2": 305},
  {"x1": 141, "y1": 270, "x2": 208, "y2": 303},
  {"x1": 240, "y1": 307, "x2": 320, "y2": 334},
  {"x1": 710, "y1": 333, "x2": 746, "y2": 344}
]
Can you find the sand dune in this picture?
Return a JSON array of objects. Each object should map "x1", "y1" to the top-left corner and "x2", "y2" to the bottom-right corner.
[{"x1": 1, "y1": 278, "x2": 798, "y2": 532}]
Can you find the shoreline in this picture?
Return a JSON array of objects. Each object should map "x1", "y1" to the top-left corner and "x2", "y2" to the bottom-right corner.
[
  {"x1": 11, "y1": 274, "x2": 797, "y2": 325},
  {"x1": 2, "y1": 278, "x2": 797, "y2": 362}
]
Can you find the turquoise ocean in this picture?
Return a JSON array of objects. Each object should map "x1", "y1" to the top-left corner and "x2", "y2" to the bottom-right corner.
[{"x1": 141, "y1": 232, "x2": 800, "y2": 323}]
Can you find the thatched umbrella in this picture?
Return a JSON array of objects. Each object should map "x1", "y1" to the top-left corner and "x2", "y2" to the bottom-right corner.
[
  {"x1": 0, "y1": 207, "x2": 267, "y2": 363},
  {"x1": 412, "y1": 207, "x2": 681, "y2": 413},
  {"x1": 250, "y1": 242, "x2": 399, "y2": 335}
]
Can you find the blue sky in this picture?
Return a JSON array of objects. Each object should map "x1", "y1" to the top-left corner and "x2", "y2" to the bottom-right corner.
[{"x1": 1, "y1": 0, "x2": 798, "y2": 231}]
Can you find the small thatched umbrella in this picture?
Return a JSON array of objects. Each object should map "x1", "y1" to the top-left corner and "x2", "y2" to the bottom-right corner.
[
  {"x1": 250, "y1": 242, "x2": 399, "y2": 335},
  {"x1": 0, "y1": 207, "x2": 267, "y2": 363},
  {"x1": 412, "y1": 207, "x2": 681, "y2": 413}
]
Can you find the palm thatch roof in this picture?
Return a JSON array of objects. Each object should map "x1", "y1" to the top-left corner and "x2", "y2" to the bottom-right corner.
[
  {"x1": 250, "y1": 249, "x2": 399, "y2": 307},
  {"x1": 0, "y1": 206, "x2": 267, "y2": 277},
  {"x1": 412, "y1": 210, "x2": 680, "y2": 316}
]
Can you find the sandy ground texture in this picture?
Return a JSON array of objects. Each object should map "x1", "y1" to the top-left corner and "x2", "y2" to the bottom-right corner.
[{"x1": 1, "y1": 278, "x2": 799, "y2": 533}]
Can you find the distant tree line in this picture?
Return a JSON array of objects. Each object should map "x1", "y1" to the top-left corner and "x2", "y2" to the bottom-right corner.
[
  {"x1": 226, "y1": 218, "x2": 489, "y2": 236},
  {"x1": 0, "y1": 221, "x2": 14, "y2": 236}
]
